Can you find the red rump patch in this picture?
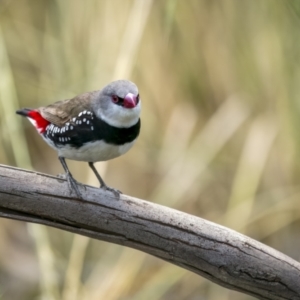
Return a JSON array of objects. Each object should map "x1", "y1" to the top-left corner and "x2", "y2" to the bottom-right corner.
[{"x1": 28, "y1": 110, "x2": 50, "y2": 133}]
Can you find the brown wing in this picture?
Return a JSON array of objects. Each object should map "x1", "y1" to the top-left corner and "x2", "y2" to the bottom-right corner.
[{"x1": 39, "y1": 90, "x2": 99, "y2": 127}]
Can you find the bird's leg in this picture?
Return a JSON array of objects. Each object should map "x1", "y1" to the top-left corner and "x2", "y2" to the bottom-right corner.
[
  {"x1": 88, "y1": 162, "x2": 121, "y2": 197},
  {"x1": 58, "y1": 156, "x2": 81, "y2": 198},
  {"x1": 88, "y1": 162, "x2": 106, "y2": 187}
]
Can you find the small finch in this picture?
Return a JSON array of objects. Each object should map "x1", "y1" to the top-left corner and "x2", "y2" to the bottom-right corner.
[{"x1": 16, "y1": 80, "x2": 141, "y2": 197}]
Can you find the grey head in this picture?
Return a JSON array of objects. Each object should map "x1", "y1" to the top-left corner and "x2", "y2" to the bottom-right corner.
[{"x1": 92, "y1": 80, "x2": 141, "y2": 128}]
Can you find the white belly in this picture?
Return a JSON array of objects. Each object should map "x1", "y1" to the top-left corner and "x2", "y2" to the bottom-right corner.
[{"x1": 45, "y1": 138, "x2": 135, "y2": 162}]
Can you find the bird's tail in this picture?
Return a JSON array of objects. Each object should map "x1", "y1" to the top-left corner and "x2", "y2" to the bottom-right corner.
[
  {"x1": 16, "y1": 108, "x2": 50, "y2": 133},
  {"x1": 16, "y1": 108, "x2": 33, "y2": 117}
]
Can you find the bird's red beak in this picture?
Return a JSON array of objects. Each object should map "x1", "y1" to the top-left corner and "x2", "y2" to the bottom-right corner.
[{"x1": 124, "y1": 93, "x2": 138, "y2": 108}]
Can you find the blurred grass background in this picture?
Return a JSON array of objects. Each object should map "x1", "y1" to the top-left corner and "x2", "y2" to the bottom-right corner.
[{"x1": 0, "y1": 0, "x2": 300, "y2": 299}]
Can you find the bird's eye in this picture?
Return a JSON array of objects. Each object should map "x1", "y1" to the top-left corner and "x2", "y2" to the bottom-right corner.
[
  {"x1": 136, "y1": 94, "x2": 140, "y2": 103},
  {"x1": 112, "y1": 95, "x2": 119, "y2": 103}
]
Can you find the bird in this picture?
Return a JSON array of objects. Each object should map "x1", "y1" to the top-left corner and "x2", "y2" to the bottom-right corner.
[{"x1": 16, "y1": 80, "x2": 141, "y2": 198}]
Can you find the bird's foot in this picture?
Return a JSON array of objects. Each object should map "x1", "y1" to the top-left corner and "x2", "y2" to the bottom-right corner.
[
  {"x1": 100, "y1": 184, "x2": 122, "y2": 198},
  {"x1": 57, "y1": 173, "x2": 67, "y2": 179},
  {"x1": 66, "y1": 173, "x2": 82, "y2": 199}
]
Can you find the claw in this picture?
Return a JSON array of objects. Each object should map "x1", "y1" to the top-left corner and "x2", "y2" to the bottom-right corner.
[
  {"x1": 66, "y1": 172, "x2": 82, "y2": 198},
  {"x1": 101, "y1": 184, "x2": 122, "y2": 198},
  {"x1": 57, "y1": 173, "x2": 67, "y2": 179},
  {"x1": 88, "y1": 162, "x2": 121, "y2": 198},
  {"x1": 58, "y1": 156, "x2": 82, "y2": 199}
]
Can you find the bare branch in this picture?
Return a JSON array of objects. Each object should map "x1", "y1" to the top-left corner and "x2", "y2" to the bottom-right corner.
[{"x1": 0, "y1": 164, "x2": 299, "y2": 300}]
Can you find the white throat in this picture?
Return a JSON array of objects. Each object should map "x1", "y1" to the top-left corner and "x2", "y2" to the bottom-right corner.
[{"x1": 96, "y1": 101, "x2": 141, "y2": 128}]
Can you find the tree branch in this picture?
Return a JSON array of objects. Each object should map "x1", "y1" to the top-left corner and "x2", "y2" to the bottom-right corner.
[{"x1": 0, "y1": 164, "x2": 299, "y2": 300}]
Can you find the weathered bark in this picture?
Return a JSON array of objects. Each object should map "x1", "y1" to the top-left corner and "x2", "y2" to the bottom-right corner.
[{"x1": 0, "y1": 165, "x2": 299, "y2": 300}]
